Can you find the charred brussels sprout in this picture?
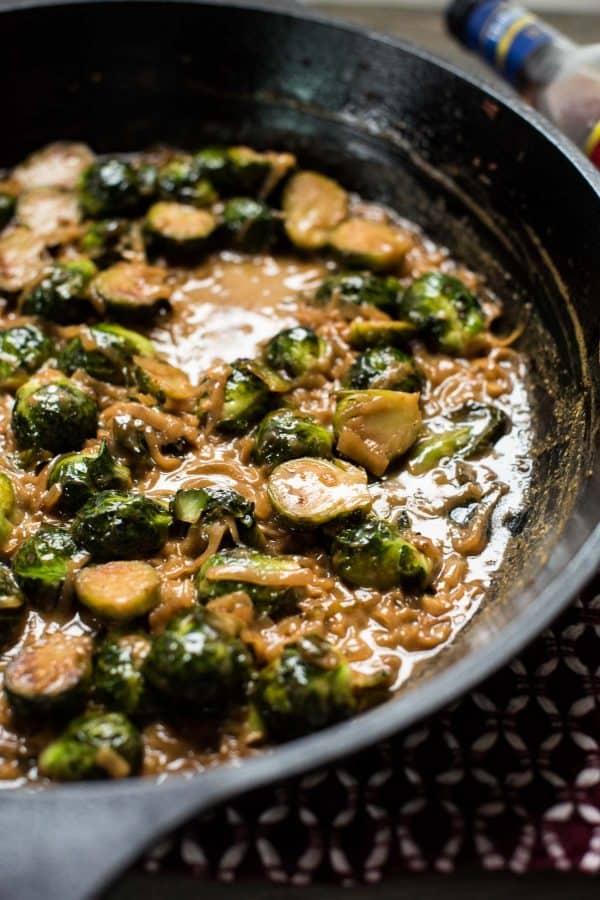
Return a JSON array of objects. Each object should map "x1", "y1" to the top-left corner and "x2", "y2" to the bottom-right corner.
[
  {"x1": 255, "y1": 636, "x2": 356, "y2": 739},
  {"x1": 79, "y1": 218, "x2": 128, "y2": 267},
  {"x1": 90, "y1": 261, "x2": 171, "y2": 321},
  {"x1": 334, "y1": 389, "x2": 422, "y2": 477},
  {"x1": 46, "y1": 440, "x2": 131, "y2": 513},
  {"x1": 196, "y1": 547, "x2": 304, "y2": 617},
  {"x1": 0, "y1": 191, "x2": 16, "y2": 229},
  {"x1": 78, "y1": 159, "x2": 141, "y2": 218},
  {"x1": 265, "y1": 326, "x2": 329, "y2": 378},
  {"x1": 222, "y1": 198, "x2": 280, "y2": 252},
  {"x1": 344, "y1": 346, "x2": 420, "y2": 392},
  {"x1": 75, "y1": 560, "x2": 160, "y2": 620},
  {"x1": 144, "y1": 202, "x2": 217, "y2": 259},
  {"x1": 19, "y1": 259, "x2": 96, "y2": 324},
  {"x1": 217, "y1": 359, "x2": 272, "y2": 434},
  {"x1": 143, "y1": 607, "x2": 251, "y2": 711},
  {"x1": 0, "y1": 324, "x2": 52, "y2": 391},
  {"x1": 409, "y1": 402, "x2": 509, "y2": 474},
  {"x1": 315, "y1": 271, "x2": 400, "y2": 314},
  {"x1": 38, "y1": 711, "x2": 143, "y2": 781},
  {"x1": 13, "y1": 526, "x2": 78, "y2": 609},
  {"x1": 0, "y1": 564, "x2": 26, "y2": 647},
  {"x1": 329, "y1": 219, "x2": 412, "y2": 272},
  {"x1": 4, "y1": 633, "x2": 92, "y2": 717},
  {"x1": 156, "y1": 157, "x2": 217, "y2": 207},
  {"x1": 283, "y1": 171, "x2": 348, "y2": 250},
  {"x1": 254, "y1": 409, "x2": 333, "y2": 467},
  {"x1": 72, "y1": 490, "x2": 172, "y2": 561},
  {"x1": 173, "y1": 486, "x2": 255, "y2": 531},
  {"x1": 331, "y1": 517, "x2": 433, "y2": 590},
  {"x1": 57, "y1": 322, "x2": 155, "y2": 386},
  {"x1": 94, "y1": 634, "x2": 151, "y2": 717},
  {"x1": 398, "y1": 272, "x2": 485, "y2": 354},
  {"x1": 268, "y1": 457, "x2": 371, "y2": 527},
  {"x1": 12, "y1": 374, "x2": 98, "y2": 454}
]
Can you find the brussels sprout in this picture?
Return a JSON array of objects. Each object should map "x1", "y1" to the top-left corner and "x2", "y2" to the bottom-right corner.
[
  {"x1": 46, "y1": 440, "x2": 131, "y2": 513},
  {"x1": 12, "y1": 373, "x2": 98, "y2": 454},
  {"x1": 78, "y1": 159, "x2": 141, "y2": 218},
  {"x1": 217, "y1": 359, "x2": 272, "y2": 434},
  {"x1": 13, "y1": 142, "x2": 95, "y2": 191},
  {"x1": 334, "y1": 389, "x2": 422, "y2": 477},
  {"x1": 227, "y1": 147, "x2": 293, "y2": 195},
  {"x1": 38, "y1": 711, "x2": 143, "y2": 781},
  {"x1": 16, "y1": 187, "x2": 81, "y2": 237},
  {"x1": 265, "y1": 326, "x2": 329, "y2": 378},
  {"x1": 134, "y1": 355, "x2": 195, "y2": 403},
  {"x1": 13, "y1": 526, "x2": 78, "y2": 609},
  {"x1": 329, "y1": 219, "x2": 412, "y2": 272},
  {"x1": 409, "y1": 401, "x2": 509, "y2": 474},
  {"x1": 57, "y1": 322, "x2": 155, "y2": 386},
  {"x1": 315, "y1": 272, "x2": 401, "y2": 314},
  {"x1": 0, "y1": 192, "x2": 16, "y2": 230},
  {"x1": 144, "y1": 202, "x2": 217, "y2": 259},
  {"x1": 0, "y1": 227, "x2": 48, "y2": 293},
  {"x1": 94, "y1": 633, "x2": 151, "y2": 717},
  {"x1": 75, "y1": 560, "x2": 160, "y2": 620},
  {"x1": 331, "y1": 517, "x2": 433, "y2": 590},
  {"x1": 19, "y1": 259, "x2": 97, "y2": 324},
  {"x1": 193, "y1": 147, "x2": 232, "y2": 190},
  {"x1": 283, "y1": 171, "x2": 348, "y2": 250},
  {"x1": 222, "y1": 197, "x2": 280, "y2": 252},
  {"x1": 268, "y1": 458, "x2": 371, "y2": 527},
  {"x1": 0, "y1": 473, "x2": 15, "y2": 546},
  {"x1": 255, "y1": 636, "x2": 356, "y2": 739},
  {"x1": 254, "y1": 408, "x2": 333, "y2": 467},
  {"x1": 4, "y1": 632, "x2": 92, "y2": 716},
  {"x1": 90, "y1": 261, "x2": 172, "y2": 320},
  {"x1": 173, "y1": 486, "x2": 255, "y2": 531},
  {"x1": 347, "y1": 320, "x2": 416, "y2": 349},
  {"x1": 196, "y1": 547, "x2": 304, "y2": 617},
  {"x1": 156, "y1": 157, "x2": 217, "y2": 207},
  {"x1": 143, "y1": 607, "x2": 251, "y2": 711},
  {"x1": 72, "y1": 490, "x2": 172, "y2": 561},
  {"x1": 0, "y1": 564, "x2": 26, "y2": 647},
  {"x1": 0, "y1": 324, "x2": 52, "y2": 391},
  {"x1": 78, "y1": 218, "x2": 128, "y2": 267},
  {"x1": 344, "y1": 347, "x2": 421, "y2": 392},
  {"x1": 398, "y1": 272, "x2": 485, "y2": 354}
]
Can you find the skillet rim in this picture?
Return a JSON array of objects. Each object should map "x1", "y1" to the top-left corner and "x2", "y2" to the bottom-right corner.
[{"x1": 1, "y1": 0, "x2": 600, "y2": 800}]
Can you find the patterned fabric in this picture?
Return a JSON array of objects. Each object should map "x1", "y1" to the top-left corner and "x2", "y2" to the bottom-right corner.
[{"x1": 144, "y1": 580, "x2": 600, "y2": 882}]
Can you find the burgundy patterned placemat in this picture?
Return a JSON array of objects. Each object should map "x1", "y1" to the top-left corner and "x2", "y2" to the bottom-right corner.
[{"x1": 142, "y1": 577, "x2": 600, "y2": 883}]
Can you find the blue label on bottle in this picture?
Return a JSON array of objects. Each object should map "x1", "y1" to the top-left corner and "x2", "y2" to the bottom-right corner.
[{"x1": 463, "y1": 1, "x2": 552, "y2": 84}]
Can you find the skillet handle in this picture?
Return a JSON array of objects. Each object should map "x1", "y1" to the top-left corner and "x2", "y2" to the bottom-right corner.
[{"x1": 0, "y1": 780, "x2": 219, "y2": 900}]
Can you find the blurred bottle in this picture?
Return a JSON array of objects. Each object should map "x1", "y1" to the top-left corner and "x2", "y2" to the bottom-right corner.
[{"x1": 446, "y1": 0, "x2": 600, "y2": 168}]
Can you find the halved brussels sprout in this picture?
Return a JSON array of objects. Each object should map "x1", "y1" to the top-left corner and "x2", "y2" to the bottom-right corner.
[
  {"x1": 57, "y1": 322, "x2": 155, "y2": 386},
  {"x1": 315, "y1": 272, "x2": 401, "y2": 314},
  {"x1": 254, "y1": 408, "x2": 333, "y2": 467},
  {"x1": 75, "y1": 560, "x2": 160, "y2": 620},
  {"x1": 19, "y1": 258, "x2": 97, "y2": 324},
  {"x1": 347, "y1": 320, "x2": 416, "y2": 349},
  {"x1": 196, "y1": 546, "x2": 304, "y2": 617},
  {"x1": 46, "y1": 440, "x2": 131, "y2": 513},
  {"x1": 134, "y1": 356, "x2": 195, "y2": 404},
  {"x1": 344, "y1": 346, "x2": 420, "y2": 392},
  {"x1": 13, "y1": 142, "x2": 95, "y2": 191},
  {"x1": 78, "y1": 159, "x2": 141, "y2": 218},
  {"x1": 331, "y1": 517, "x2": 433, "y2": 590},
  {"x1": 398, "y1": 272, "x2": 485, "y2": 355},
  {"x1": 0, "y1": 473, "x2": 15, "y2": 546},
  {"x1": 217, "y1": 359, "x2": 272, "y2": 434},
  {"x1": 38, "y1": 711, "x2": 143, "y2": 781},
  {"x1": 193, "y1": 147, "x2": 232, "y2": 190},
  {"x1": 78, "y1": 218, "x2": 128, "y2": 267},
  {"x1": 227, "y1": 146, "x2": 294, "y2": 195},
  {"x1": 144, "y1": 202, "x2": 217, "y2": 259},
  {"x1": 16, "y1": 187, "x2": 81, "y2": 237},
  {"x1": 222, "y1": 197, "x2": 280, "y2": 252},
  {"x1": 0, "y1": 227, "x2": 48, "y2": 293},
  {"x1": 0, "y1": 563, "x2": 26, "y2": 647},
  {"x1": 94, "y1": 633, "x2": 152, "y2": 717},
  {"x1": 0, "y1": 324, "x2": 52, "y2": 391},
  {"x1": 143, "y1": 606, "x2": 251, "y2": 711},
  {"x1": 13, "y1": 526, "x2": 78, "y2": 609},
  {"x1": 408, "y1": 401, "x2": 509, "y2": 474},
  {"x1": 72, "y1": 490, "x2": 172, "y2": 561},
  {"x1": 329, "y1": 219, "x2": 412, "y2": 272},
  {"x1": 268, "y1": 457, "x2": 371, "y2": 527},
  {"x1": 90, "y1": 261, "x2": 172, "y2": 320},
  {"x1": 334, "y1": 389, "x2": 422, "y2": 477},
  {"x1": 12, "y1": 373, "x2": 98, "y2": 454},
  {"x1": 0, "y1": 192, "x2": 16, "y2": 230},
  {"x1": 283, "y1": 171, "x2": 348, "y2": 250},
  {"x1": 156, "y1": 157, "x2": 217, "y2": 207},
  {"x1": 4, "y1": 632, "x2": 92, "y2": 716},
  {"x1": 173, "y1": 486, "x2": 255, "y2": 532},
  {"x1": 264, "y1": 326, "x2": 329, "y2": 378}
]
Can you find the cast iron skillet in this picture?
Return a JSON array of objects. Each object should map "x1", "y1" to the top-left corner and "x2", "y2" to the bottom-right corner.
[{"x1": 0, "y1": 1, "x2": 600, "y2": 897}]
